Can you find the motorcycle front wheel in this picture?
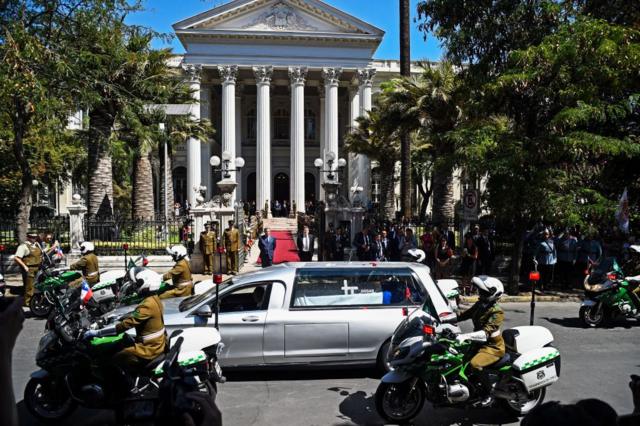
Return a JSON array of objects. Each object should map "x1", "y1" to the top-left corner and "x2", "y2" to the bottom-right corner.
[
  {"x1": 24, "y1": 376, "x2": 77, "y2": 422},
  {"x1": 580, "y1": 304, "x2": 606, "y2": 327},
  {"x1": 375, "y1": 380, "x2": 425, "y2": 423},
  {"x1": 29, "y1": 293, "x2": 52, "y2": 318}
]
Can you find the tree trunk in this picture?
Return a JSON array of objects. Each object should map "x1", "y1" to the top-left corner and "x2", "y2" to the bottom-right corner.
[
  {"x1": 12, "y1": 106, "x2": 32, "y2": 242},
  {"x1": 133, "y1": 150, "x2": 155, "y2": 220},
  {"x1": 87, "y1": 110, "x2": 114, "y2": 217},
  {"x1": 399, "y1": 0, "x2": 412, "y2": 219},
  {"x1": 379, "y1": 161, "x2": 397, "y2": 219},
  {"x1": 431, "y1": 162, "x2": 454, "y2": 226},
  {"x1": 415, "y1": 169, "x2": 432, "y2": 222}
]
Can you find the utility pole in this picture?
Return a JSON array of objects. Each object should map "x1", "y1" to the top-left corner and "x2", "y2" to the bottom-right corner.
[{"x1": 399, "y1": 0, "x2": 412, "y2": 219}]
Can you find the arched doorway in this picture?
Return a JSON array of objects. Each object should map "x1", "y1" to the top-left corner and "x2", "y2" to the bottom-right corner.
[
  {"x1": 273, "y1": 172, "x2": 289, "y2": 204},
  {"x1": 246, "y1": 172, "x2": 256, "y2": 204},
  {"x1": 173, "y1": 167, "x2": 187, "y2": 205},
  {"x1": 305, "y1": 172, "x2": 316, "y2": 203}
]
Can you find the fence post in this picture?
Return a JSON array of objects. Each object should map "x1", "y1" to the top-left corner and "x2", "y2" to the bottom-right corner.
[{"x1": 67, "y1": 196, "x2": 87, "y2": 255}]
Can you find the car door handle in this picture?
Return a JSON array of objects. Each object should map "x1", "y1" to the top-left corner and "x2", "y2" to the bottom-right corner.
[{"x1": 242, "y1": 316, "x2": 260, "y2": 322}]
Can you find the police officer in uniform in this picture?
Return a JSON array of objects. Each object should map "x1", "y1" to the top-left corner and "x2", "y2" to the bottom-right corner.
[
  {"x1": 13, "y1": 229, "x2": 42, "y2": 307},
  {"x1": 84, "y1": 269, "x2": 165, "y2": 375},
  {"x1": 455, "y1": 276, "x2": 505, "y2": 407},
  {"x1": 224, "y1": 220, "x2": 240, "y2": 274},
  {"x1": 199, "y1": 222, "x2": 217, "y2": 275},
  {"x1": 70, "y1": 242, "x2": 100, "y2": 285},
  {"x1": 160, "y1": 245, "x2": 193, "y2": 299}
]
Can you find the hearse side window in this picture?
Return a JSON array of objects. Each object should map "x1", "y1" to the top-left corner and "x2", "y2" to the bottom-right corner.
[
  {"x1": 292, "y1": 268, "x2": 425, "y2": 308},
  {"x1": 215, "y1": 283, "x2": 272, "y2": 313}
]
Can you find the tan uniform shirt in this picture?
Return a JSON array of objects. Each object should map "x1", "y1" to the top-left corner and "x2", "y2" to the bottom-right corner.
[
  {"x1": 116, "y1": 295, "x2": 166, "y2": 360},
  {"x1": 15, "y1": 242, "x2": 42, "y2": 268},
  {"x1": 70, "y1": 253, "x2": 100, "y2": 285},
  {"x1": 224, "y1": 227, "x2": 240, "y2": 252},
  {"x1": 200, "y1": 231, "x2": 217, "y2": 255},
  {"x1": 161, "y1": 258, "x2": 193, "y2": 298},
  {"x1": 458, "y1": 302, "x2": 506, "y2": 363}
]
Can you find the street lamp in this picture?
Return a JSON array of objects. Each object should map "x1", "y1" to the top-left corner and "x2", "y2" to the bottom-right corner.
[
  {"x1": 210, "y1": 151, "x2": 244, "y2": 207},
  {"x1": 315, "y1": 151, "x2": 346, "y2": 207}
]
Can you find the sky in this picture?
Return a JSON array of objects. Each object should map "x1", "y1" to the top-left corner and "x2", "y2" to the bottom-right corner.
[{"x1": 126, "y1": 0, "x2": 444, "y2": 61}]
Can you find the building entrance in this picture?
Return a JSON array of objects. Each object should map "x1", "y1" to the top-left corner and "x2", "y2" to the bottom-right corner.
[{"x1": 273, "y1": 172, "x2": 290, "y2": 205}]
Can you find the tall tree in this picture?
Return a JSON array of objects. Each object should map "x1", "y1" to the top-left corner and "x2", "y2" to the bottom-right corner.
[
  {"x1": 345, "y1": 107, "x2": 400, "y2": 218},
  {"x1": 399, "y1": 0, "x2": 412, "y2": 218}
]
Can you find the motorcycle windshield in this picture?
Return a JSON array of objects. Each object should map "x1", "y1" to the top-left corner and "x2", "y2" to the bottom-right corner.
[
  {"x1": 588, "y1": 257, "x2": 622, "y2": 285},
  {"x1": 390, "y1": 309, "x2": 435, "y2": 347}
]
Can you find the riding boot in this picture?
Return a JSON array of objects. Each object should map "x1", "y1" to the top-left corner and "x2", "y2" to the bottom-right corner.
[{"x1": 472, "y1": 370, "x2": 494, "y2": 408}]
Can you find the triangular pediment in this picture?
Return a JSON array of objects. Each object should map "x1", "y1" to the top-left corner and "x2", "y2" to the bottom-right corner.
[{"x1": 174, "y1": 0, "x2": 384, "y2": 36}]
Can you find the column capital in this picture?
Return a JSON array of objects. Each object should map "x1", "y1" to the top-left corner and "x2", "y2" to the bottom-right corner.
[
  {"x1": 218, "y1": 65, "x2": 239, "y2": 84},
  {"x1": 253, "y1": 65, "x2": 273, "y2": 85},
  {"x1": 322, "y1": 67, "x2": 343, "y2": 87},
  {"x1": 288, "y1": 66, "x2": 308, "y2": 86},
  {"x1": 182, "y1": 64, "x2": 203, "y2": 83},
  {"x1": 357, "y1": 68, "x2": 376, "y2": 88}
]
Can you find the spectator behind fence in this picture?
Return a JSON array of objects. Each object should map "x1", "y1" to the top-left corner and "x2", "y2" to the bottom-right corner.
[
  {"x1": 535, "y1": 229, "x2": 557, "y2": 292},
  {"x1": 555, "y1": 228, "x2": 578, "y2": 290},
  {"x1": 435, "y1": 236, "x2": 453, "y2": 279},
  {"x1": 476, "y1": 228, "x2": 495, "y2": 275},
  {"x1": 421, "y1": 230, "x2": 436, "y2": 271},
  {"x1": 460, "y1": 233, "x2": 478, "y2": 295}
]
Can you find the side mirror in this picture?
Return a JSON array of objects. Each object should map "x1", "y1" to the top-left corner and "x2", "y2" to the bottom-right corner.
[{"x1": 195, "y1": 304, "x2": 213, "y2": 318}]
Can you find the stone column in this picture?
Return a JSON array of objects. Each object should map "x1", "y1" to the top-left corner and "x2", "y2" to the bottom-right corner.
[
  {"x1": 289, "y1": 67, "x2": 307, "y2": 216},
  {"x1": 357, "y1": 68, "x2": 376, "y2": 202},
  {"x1": 235, "y1": 86, "x2": 243, "y2": 201},
  {"x1": 67, "y1": 199, "x2": 87, "y2": 255},
  {"x1": 218, "y1": 65, "x2": 238, "y2": 203},
  {"x1": 183, "y1": 64, "x2": 202, "y2": 207},
  {"x1": 318, "y1": 85, "x2": 326, "y2": 200},
  {"x1": 322, "y1": 67, "x2": 342, "y2": 176},
  {"x1": 254, "y1": 66, "x2": 273, "y2": 218},
  {"x1": 200, "y1": 85, "x2": 212, "y2": 199},
  {"x1": 348, "y1": 84, "x2": 361, "y2": 199}
]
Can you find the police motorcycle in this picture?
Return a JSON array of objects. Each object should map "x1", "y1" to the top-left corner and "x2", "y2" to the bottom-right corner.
[
  {"x1": 24, "y1": 271, "x2": 225, "y2": 424},
  {"x1": 375, "y1": 284, "x2": 560, "y2": 423},
  {"x1": 30, "y1": 249, "x2": 80, "y2": 318},
  {"x1": 580, "y1": 254, "x2": 640, "y2": 327}
]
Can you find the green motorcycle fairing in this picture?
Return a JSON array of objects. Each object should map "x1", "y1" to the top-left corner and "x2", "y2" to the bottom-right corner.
[{"x1": 35, "y1": 270, "x2": 82, "y2": 291}]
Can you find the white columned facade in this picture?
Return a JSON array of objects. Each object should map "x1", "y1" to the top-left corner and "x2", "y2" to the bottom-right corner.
[
  {"x1": 183, "y1": 64, "x2": 202, "y2": 207},
  {"x1": 289, "y1": 67, "x2": 307, "y2": 215},
  {"x1": 348, "y1": 84, "x2": 361, "y2": 197},
  {"x1": 254, "y1": 66, "x2": 273, "y2": 217},
  {"x1": 199, "y1": 86, "x2": 212, "y2": 198},
  {"x1": 357, "y1": 68, "x2": 376, "y2": 201},
  {"x1": 322, "y1": 67, "x2": 342, "y2": 174},
  {"x1": 235, "y1": 86, "x2": 242, "y2": 202},
  {"x1": 218, "y1": 65, "x2": 238, "y2": 203}
]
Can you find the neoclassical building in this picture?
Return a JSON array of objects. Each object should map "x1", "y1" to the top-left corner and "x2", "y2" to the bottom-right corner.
[{"x1": 169, "y1": 0, "x2": 402, "y2": 211}]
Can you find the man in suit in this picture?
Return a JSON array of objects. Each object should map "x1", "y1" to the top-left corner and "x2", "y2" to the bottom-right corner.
[
  {"x1": 329, "y1": 227, "x2": 348, "y2": 261},
  {"x1": 297, "y1": 225, "x2": 315, "y2": 262},
  {"x1": 224, "y1": 220, "x2": 240, "y2": 274},
  {"x1": 199, "y1": 222, "x2": 217, "y2": 274},
  {"x1": 353, "y1": 225, "x2": 373, "y2": 261},
  {"x1": 258, "y1": 228, "x2": 277, "y2": 267},
  {"x1": 380, "y1": 230, "x2": 392, "y2": 261},
  {"x1": 372, "y1": 233, "x2": 387, "y2": 261}
]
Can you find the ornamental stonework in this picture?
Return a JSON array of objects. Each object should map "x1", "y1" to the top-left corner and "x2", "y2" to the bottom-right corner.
[
  {"x1": 217, "y1": 65, "x2": 238, "y2": 84},
  {"x1": 288, "y1": 66, "x2": 308, "y2": 85},
  {"x1": 182, "y1": 63, "x2": 202, "y2": 82},
  {"x1": 253, "y1": 66, "x2": 273, "y2": 84},
  {"x1": 322, "y1": 67, "x2": 343, "y2": 86},
  {"x1": 357, "y1": 68, "x2": 376, "y2": 87},
  {"x1": 243, "y1": 2, "x2": 318, "y2": 31}
]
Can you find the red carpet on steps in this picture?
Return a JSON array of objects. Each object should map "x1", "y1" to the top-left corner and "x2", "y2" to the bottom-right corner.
[{"x1": 256, "y1": 231, "x2": 300, "y2": 265}]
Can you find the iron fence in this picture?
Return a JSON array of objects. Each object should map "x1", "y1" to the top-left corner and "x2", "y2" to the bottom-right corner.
[
  {"x1": 0, "y1": 216, "x2": 70, "y2": 253},
  {"x1": 84, "y1": 216, "x2": 184, "y2": 255}
]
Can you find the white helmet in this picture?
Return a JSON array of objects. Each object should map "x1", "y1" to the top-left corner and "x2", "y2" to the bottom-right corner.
[
  {"x1": 472, "y1": 276, "x2": 504, "y2": 303},
  {"x1": 131, "y1": 268, "x2": 162, "y2": 293},
  {"x1": 630, "y1": 245, "x2": 640, "y2": 255},
  {"x1": 407, "y1": 248, "x2": 426, "y2": 263},
  {"x1": 79, "y1": 241, "x2": 95, "y2": 255},
  {"x1": 166, "y1": 245, "x2": 188, "y2": 262}
]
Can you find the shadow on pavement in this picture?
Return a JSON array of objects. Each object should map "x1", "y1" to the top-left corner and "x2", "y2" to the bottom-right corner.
[
  {"x1": 332, "y1": 388, "x2": 521, "y2": 426},
  {"x1": 224, "y1": 367, "x2": 378, "y2": 382},
  {"x1": 543, "y1": 316, "x2": 635, "y2": 329},
  {"x1": 17, "y1": 400, "x2": 115, "y2": 426}
]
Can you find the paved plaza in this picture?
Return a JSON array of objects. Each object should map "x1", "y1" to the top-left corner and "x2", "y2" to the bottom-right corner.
[{"x1": 12, "y1": 302, "x2": 640, "y2": 425}]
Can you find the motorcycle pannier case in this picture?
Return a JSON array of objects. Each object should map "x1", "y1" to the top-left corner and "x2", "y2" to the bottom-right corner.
[
  {"x1": 503, "y1": 326, "x2": 553, "y2": 353},
  {"x1": 512, "y1": 347, "x2": 560, "y2": 392}
]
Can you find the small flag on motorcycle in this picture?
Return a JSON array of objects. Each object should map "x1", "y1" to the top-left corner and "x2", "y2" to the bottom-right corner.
[
  {"x1": 80, "y1": 280, "x2": 93, "y2": 304},
  {"x1": 401, "y1": 307, "x2": 408, "y2": 316}
]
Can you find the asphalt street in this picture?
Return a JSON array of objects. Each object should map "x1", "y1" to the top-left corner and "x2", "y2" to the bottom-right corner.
[{"x1": 12, "y1": 302, "x2": 640, "y2": 426}]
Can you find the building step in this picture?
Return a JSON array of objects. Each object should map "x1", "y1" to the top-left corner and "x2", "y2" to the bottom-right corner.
[{"x1": 262, "y1": 217, "x2": 298, "y2": 232}]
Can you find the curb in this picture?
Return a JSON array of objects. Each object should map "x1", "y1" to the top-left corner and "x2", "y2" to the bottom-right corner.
[{"x1": 461, "y1": 295, "x2": 582, "y2": 303}]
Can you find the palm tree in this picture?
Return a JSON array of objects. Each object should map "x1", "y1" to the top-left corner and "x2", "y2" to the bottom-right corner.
[
  {"x1": 382, "y1": 62, "x2": 463, "y2": 225},
  {"x1": 345, "y1": 106, "x2": 400, "y2": 218},
  {"x1": 399, "y1": 0, "x2": 412, "y2": 218}
]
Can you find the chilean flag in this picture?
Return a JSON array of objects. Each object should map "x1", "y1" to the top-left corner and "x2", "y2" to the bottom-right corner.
[{"x1": 80, "y1": 280, "x2": 93, "y2": 304}]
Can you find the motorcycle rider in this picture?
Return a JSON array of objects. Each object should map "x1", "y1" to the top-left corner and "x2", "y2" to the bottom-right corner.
[
  {"x1": 455, "y1": 276, "x2": 505, "y2": 407},
  {"x1": 70, "y1": 242, "x2": 100, "y2": 286},
  {"x1": 84, "y1": 269, "x2": 166, "y2": 379},
  {"x1": 622, "y1": 245, "x2": 640, "y2": 307},
  {"x1": 160, "y1": 245, "x2": 193, "y2": 299}
]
